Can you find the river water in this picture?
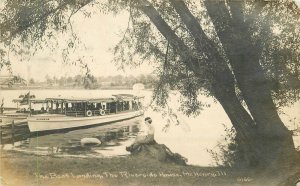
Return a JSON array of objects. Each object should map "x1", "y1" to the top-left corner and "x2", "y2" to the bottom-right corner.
[{"x1": 0, "y1": 89, "x2": 299, "y2": 166}]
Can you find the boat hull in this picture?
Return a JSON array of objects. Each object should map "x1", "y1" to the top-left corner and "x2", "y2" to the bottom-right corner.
[{"x1": 27, "y1": 110, "x2": 144, "y2": 132}]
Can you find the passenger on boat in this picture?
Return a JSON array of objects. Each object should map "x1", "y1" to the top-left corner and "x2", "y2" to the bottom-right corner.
[
  {"x1": 96, "y1": 103, "x2": 102, "y2": 109},
  {"x1": 126, "y1": 117, "x2": 155, "y2": 152}
]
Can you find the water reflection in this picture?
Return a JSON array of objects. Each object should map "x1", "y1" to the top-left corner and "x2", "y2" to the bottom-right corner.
[{"x1": 8, "y1": 117, "x2": 142, "y2": 157}]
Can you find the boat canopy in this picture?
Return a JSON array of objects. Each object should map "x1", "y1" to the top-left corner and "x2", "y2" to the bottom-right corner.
[
  {"x1": 44, "y1": 94, "x2": 143, "y2": 104},
  {"x1": 88, "y1": 98, "x2": 116, "y2": 103},
  {"x1": 10, "y1": 94, "x2": 143, "y2": 105},
  {"x1": 44, "y1": 98, "x2": 65, "y2": 103},
  {"x1": 112, "y1": 94, "x2": 144, "y2": 99},
  {"x1": 12, "y1": 98, "x2": 47, "y2": 104}
]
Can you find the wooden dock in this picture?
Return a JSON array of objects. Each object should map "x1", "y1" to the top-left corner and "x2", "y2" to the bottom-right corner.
[{"x1": 0, "y1": 120, "x2": 31, "y2": 144}]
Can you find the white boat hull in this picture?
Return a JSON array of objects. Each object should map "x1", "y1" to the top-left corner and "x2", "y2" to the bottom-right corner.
[{"x1": 27, "y1": 110, "x2": 144, "y2": 132}]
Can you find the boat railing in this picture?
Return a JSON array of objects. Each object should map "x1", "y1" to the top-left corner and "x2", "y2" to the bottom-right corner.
[
  {"x1": 64, "y1": 109, "x2": 111, "y2": 117},
  {"x1": 65, "y1": 111, "x2": 85, "y2": 117},
  {"x1": 46, "y1": 108, "x2": 138, "y2": 117},
  {"x1": 48, "y1": 109, "x2": 64, "y2": 115}
]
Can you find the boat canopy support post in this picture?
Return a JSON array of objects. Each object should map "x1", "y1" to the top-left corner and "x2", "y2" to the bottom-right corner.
[{"x1": 84, "y1": 102, "x2": 87, "y2": 117}]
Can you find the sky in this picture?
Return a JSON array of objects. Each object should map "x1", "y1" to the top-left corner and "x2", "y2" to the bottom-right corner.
[{"x1": 0, "y1": 4, "x2": 155, "y2": 81}]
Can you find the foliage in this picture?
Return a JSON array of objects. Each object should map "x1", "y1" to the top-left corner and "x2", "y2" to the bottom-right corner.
[
  {"x1": 22, "y1": 74, "x2": 157, "y2": 89},
  {"x1": 260, "y1": 2, "x2": 300, "y2": 108},
  {"x1": 207, "y1": 125, "x2": 251, "y2": 168},
  {"x1": 19, "y1": 91, "x2": 36, "y2": 105},
  {"x1": 3, "y1": 75, "x2": 27, "y2": 87},
  {"x1": 83, "y1": 73, "x2": 97, "y2": 89}
]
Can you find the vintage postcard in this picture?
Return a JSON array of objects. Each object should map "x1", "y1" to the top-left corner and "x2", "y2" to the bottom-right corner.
[{"x1": 0, "y1": 0, "x2": 300, "y2": 185}]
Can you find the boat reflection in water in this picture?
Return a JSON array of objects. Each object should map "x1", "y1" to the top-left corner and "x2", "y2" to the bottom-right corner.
[{"x1": 12, "y1": 117, "x2": 142, "y2": 157}]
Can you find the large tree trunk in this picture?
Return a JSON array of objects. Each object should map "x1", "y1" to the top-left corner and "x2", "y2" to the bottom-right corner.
[
  {"x1": 204, "y1": 0, "x2": 296, "y2": 167},
  {"x1": 138, "y1": 0, "x2": 295, "y2": 168}
]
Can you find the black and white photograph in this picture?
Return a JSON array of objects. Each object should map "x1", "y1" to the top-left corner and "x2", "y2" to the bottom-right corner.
[{"x1": 0, "y1": 0, "x2": 300, "y2": 185}]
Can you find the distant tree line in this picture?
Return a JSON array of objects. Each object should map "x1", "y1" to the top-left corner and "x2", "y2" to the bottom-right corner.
[
  {"x1": 34, "y1": 74, "x2": 157, "y2": 89},
  {"x1": 0, "y1": 75, "x2": 26, "y2": 88}
]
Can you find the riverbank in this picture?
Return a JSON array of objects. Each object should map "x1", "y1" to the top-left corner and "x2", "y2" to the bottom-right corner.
[{"x1": 1, "y1": 151, "x2": 299, "y2": 186}]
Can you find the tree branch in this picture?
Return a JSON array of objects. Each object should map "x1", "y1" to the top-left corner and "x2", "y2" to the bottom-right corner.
[
  {"x1": 169, "y1": 0, "x2": 228, "y2": 71},
  {"x1": 1, "y1": 0, "x2": 94, "y2": 43},
  {"x1": 137, "y1": 0, "x2": 199, "y2": 72}
]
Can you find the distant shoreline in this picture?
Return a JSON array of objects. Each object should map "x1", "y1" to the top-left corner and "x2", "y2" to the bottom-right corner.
[{"x1": 0, "y1": 87, "x2": 153, "y2": 91}]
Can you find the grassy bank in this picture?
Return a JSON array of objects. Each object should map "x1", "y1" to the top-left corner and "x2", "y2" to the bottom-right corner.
[{"x1": 1, "y1": 151, "x2": 299, "y2": 186}]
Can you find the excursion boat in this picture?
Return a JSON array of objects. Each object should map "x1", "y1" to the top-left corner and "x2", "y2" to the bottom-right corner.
[{"x1": 27, "y1": 94, "x2": 144, "y2": 132}]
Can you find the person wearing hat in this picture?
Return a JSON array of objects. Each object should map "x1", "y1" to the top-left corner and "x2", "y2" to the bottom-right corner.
[{"x1": 126, "y1": 117, "x2": 155, "y2": 152}]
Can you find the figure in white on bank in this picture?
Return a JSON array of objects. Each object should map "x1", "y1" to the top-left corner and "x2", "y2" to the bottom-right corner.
[{"x1": 126, "y1": 117, "x2": 155, "y2": 152}]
